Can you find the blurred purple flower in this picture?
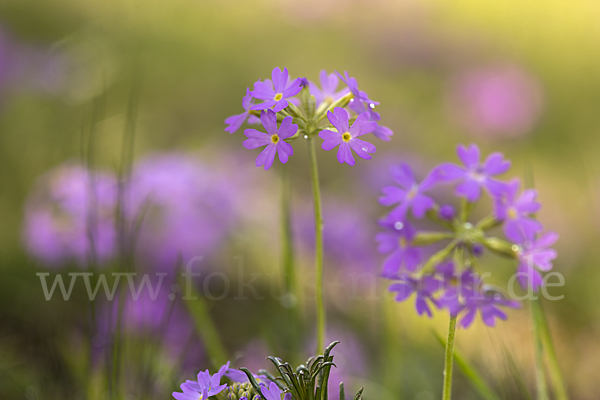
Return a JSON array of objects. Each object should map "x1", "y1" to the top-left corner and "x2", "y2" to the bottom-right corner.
[
  {"x1": 436, "y1": 143, "x2": 510, "y2": 202},
  {"x1": 494, "y1": 178, "x2": 542, "y2": 242},
  {"x1": 251, "y1": 67, "x2": 302, "y2": 112},
  {"x1": 376, "y1": 220, "x2": 422, "y2": 277},
  {"x1": 516, "y1": 231, "x2": 558, "y2": 292},
  {"x1": 389, "y1": 274, "x2": 442, "y2": 317},
  {"x1": 448, "y1": 65, "x2": 543, "y2": 138},
  {"x1": 127, "y1": 153, "x2": 237, "y2": 269},
  {"x1": 319, "y1": 108, "x2": 377, "y2": 165},
  {"x1": 459, "y1": 288, "x2": 520, "y2": 328},
  {"x1": 435, "y1": 262, "x2": 479, "y2": 316},
  {"x1": 308, "y1": 70, "x2": 349, "y2": 106},
  {"x1": 243, "y1": 110, "x2": 296, "y2": 170},
  {"x1": 379, "y1": 162, "x2": 438, "y2": 221},
  {"x1": 23, "y1": 164, "x2": 117, "y2": 267}
]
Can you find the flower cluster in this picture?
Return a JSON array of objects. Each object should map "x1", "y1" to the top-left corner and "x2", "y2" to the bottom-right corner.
[
  {"x1": 377, "y1": 144, "x2": 558, "y2": 328},
  {"x1": 174, "y1": 343, "x2": 361, "y2": 400},
  {"x1": 225, "y1": 68, "x2": 392, "y2": 169}
]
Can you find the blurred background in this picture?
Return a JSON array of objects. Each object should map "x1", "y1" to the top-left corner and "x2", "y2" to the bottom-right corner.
[{"x1": 1, "y1": 0, "x2": 599, "y2": 399}]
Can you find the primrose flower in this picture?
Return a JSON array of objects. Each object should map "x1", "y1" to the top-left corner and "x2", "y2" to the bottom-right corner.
[
  {"x1": 389, "y1": 275, "x2": 442, "y2": 317},
  {"x1": 251, "y1": 67, "x2": 303, "y2": 112},
  {"x1": 335, "y1": 70, "x2": 378, "y2": 105},
  {"x1": 459, "y1": 288, "x2": 520, "y2": 328},
  {"x1": 376, "y1": 220, "x2": 422, "y2": 277},
  {"x1": 243, "y1": 110, "x2": 297, "y2": 170},
  {"x1": 261, "y1": 382, "x2": 292, "y2": 400},
  {"x1": 225, "y1": 88, "x2": 255, "y2": 134},
  {"x1": 436, "y1": 144, "x2": 510, "y2": 202},
  {"x1": 436, "y1": 262, "x2": 479, "y2": 316},
  {"x1": 308, "y1": 70, "x2": 349, "y2": 105},
  {"x1": 494, "y1": 178, "x2": 542, "y2": 242},
  {"x1": 379, "y1": 163, "x2": 439, "y2": 221},
  {"x1": 348, "y1": 99, "x2": 393, "y2": 141},
  {"x1": 516, "y1": 231, "x2": 558, "y2": 291},
  {"x1": 174, "y1": 362, "x2": 229, "y2": 400},
  {"x1": 319, "y1": 107, "x2": 377, "y2": 165}
]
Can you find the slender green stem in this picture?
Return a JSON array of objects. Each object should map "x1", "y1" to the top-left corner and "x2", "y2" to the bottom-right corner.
[
  {"x1": 281, "y1": 164, "x2": 296, "y2": 303},
  {"x1": 307, "y1": 137, "x2": 325, "y2": 354},
  {"x1": 531, "y1": 299, "x2": 550, "y2": 400},
  {"x1": 442, "y1": 315, "x2": 457, "y2": 400}
]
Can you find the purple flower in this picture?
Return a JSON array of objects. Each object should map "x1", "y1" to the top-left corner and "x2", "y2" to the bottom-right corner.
[
  {"x1": 23, "y1": 164, "x2": 117, "y2": 267},
  {"x1": 379, "y1": 163, "x2": 438, "y2": 221},
  {"x1": 126, "y1": 153, "x2": 237, "y2": 270},
  {"x1": 459, "y1": 288, "x2": 520, "y2": 328},
  {"x1": 250, "y1": 67, "x2": 302, "y2": 112},
  {"x1": 308, "y1": 70, "x2": 349, "y2": 105},
  {"x1": 261, "y1": 382, "x2": 292, "y2": 400},
  {"x1": 173, "y1": 363, "x2": 229, "y2": 400},
  {"x1": 225, "y1": 88, "x2": 254, "y2": 134},
  {"x1": 347, "y1": 98, "x2": 393, "y2": 141},
  {"x1": 335, "y1": 70, "x2": 378, "y2": 105},
  {"x1": 388, "y1": 275, "x2": 442, "y2": 317},
  {"x1": 319, "y1": 107, "x2": 377, "y2": 166},
  {"x1": 494, "y1": 178, "x2": 542, "y2": 242},
  {"x1": 243, "y1": 110, "x2": 297, "y2": 170},
  {"x1": 435, "y1": 143, "x2": 510, "y2": 202},
  {"x1": 436, "y1": 262, "x2": 479, "y2": 316},
  {"x1": 376, "y1": 220, "x2": 422, "y2": 278},
  {"x1": 516, "y1": 231, "x2": 558, "y2": 292}
]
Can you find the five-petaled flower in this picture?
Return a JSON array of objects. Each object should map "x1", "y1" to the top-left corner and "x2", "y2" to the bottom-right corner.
[
  {"x1": 173, "y1": 362, "x2": 229, "y2": 400},
  {"x1": 379, "y1": 163, "x2": 439, "y2": 221},
  {"x1": 388, "y1": 274, "x2": 442, "y2": 317},
  {"x1": 376, "y1": 220, "x2": 422, "y2": 278},
  {"x1": 436, "y1": 143, "x2": 510, "y2": 202},
  {"x1": 459, "y1": 288, "x2": 520, "y2": 328},
  {"x1": 251, "y1": 67, "x2": 303, "y2": 113},
  {"x1": 494, "y1": 178, "x2": 542, "y2": 242},
  {"x1": 243, "y1": 110, "x2": 297, "y2": 170},
  {"x1": 319, "y1": 107, "x2": 377, "y2": 166},
  {"x1": 308, "y1": 70, "x2": 349, "y2": 106},
  {"x1": 516, "y1": 231, "x2": 558, "y2": 292}
]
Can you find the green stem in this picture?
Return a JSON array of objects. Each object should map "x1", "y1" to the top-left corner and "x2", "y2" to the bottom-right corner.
[
  {"x1": 307, "y1": 137, "x2": 325, "y2": 354},
  {"x1": 531, "y1": 299, "x2": 550, "y2": 400},
  {"x1": 442, "y1": 315, "x2": 457, "y2": 400},
  {"x1": 281, "y1": 164, "x2": 296, "y2": 303},
  {"x1": 280, "y1": 164, "x2": 300, "y2": 361}
]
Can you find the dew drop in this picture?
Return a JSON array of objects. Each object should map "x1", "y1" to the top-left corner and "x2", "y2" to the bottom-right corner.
[
  {"x1": 493, "y1": 293, "x2": 501, "y2": 301},
  {"x1": 369, "y1": 103, "x2": 375, "y2": 109},
  {"x1": 511, "y1": 244, "x2": 519, "y2": 252},
  {"x1": 349, "y1": 98, "x2": 355, "y2": 103},
  {"x1": 303, "y1": 134, "x2": 308, "y2": 139},
  {"x1": 394, "y1": 222, "x2": 404, "y2": 230}
]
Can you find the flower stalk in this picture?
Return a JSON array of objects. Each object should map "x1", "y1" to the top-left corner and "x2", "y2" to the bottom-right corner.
[
  {"x1": 307, "y1": 136, "x2": 325, "y2": 355},
  {"x1": 442, "y1": 315, "x2": 457, "y2": 400}
]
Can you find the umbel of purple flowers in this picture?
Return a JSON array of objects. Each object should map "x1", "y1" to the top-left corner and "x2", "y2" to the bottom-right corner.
[
  {"x1": 377, "y1": 144, "x2": 558, "y2": 328},
  {"x1": 174, "y1": 342, "x2": 363, "y2": 400},
  {"x1": 225, "y1": 68, "x2": 393, "y2": 169}
]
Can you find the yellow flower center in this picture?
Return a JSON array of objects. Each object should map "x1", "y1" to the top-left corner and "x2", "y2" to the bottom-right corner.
[
  {"x1": 399, "y1": 237, "x2": 407, "y2": 248},
  {"x1": 507, "y1": 207, "x2": 517, "y2": 219},
  {"x1": 271, "y1": 134, "x2": 280, "y2": 144},
  {"x1": 274, "y1": 93, "x2": 283, "y2": 101},
  {"x1": 342, "y1": 132, "x2": 352, "y2": 142},
  {"x1": 407, "y1": 186, "x2": 418, "y2": 200}
]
